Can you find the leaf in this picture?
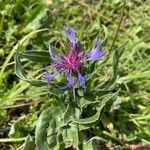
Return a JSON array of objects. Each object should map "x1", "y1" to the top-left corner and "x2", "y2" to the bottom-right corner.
[
  {"x1": 72, "y1": 91, "x2": 119, "y2": 125},
  {"x1": 73, "y1": 109, "x2": 101, "y2": 125},
  {"x1": 47, "y1": 118, "x2": 57, "y2": 148},
  {"x1": 0, "y1": 28, "x2": 49, "y2": 84},
  {"x1": 0, "y1": 109, "x2": 7, "y2": 123},
  {"x1": 78, "y1": 97, "x2": 99, "y2": 109},
  {"x1": 103, "y1": 42, "x2": 127, "y2": 89},
  {"x1": 110, "y1": 96, "x2": 122, "y2": 112},
  {"x1": 101, "y1": 25, "x2": 108, "y2": 48},
  {"x1": 9, "y1": 121, "x2": 21, "y2": 138},
  {"x1": 15, "y1": 51, "x2": 47, "y2": 86},
  {"x1": 62, "y1": 123, "x2": 79, "y2": 149},
  {"x1": 117, "y1": 71, "x2": 150, "y2": 83},
  {"x1": 18, "y1": 50, "x2": 50, "y2": 63},
  {"x1": 112, "y1": 42, "x2": 127, "y2": 77},
  {"x1": 63, "y1": 104, "x2": 75, "y2": 125},
  {"x1": 22, "y1": 6, "x2": 48, "y2": 31},
  {"x1": 23, "y1": 134, "x2": 34, "y2": 150},
  {"x1": 35, "y1": 107, "x2": 62, "y2": 150},
  {"x1": 82, "y1": 137, "x2": 101, "y2": 150},
  {"x1": 15, "y1": 51, "x2": 27, "y2": 80},
  {"x1": 28, "y1": 80, "x2": 47, "y2": 87}
]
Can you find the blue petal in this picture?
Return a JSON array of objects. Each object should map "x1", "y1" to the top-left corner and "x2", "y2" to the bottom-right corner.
[
  {"x1": 43, "y1": 71, "x2": 58, "y2": 87},
  {"x1": 86, "y1": 40, "x2": 106, "y2": 61},
  {"x1": 78, "y1": 71, "x2": 87, "y2": 91},
  {"x1": 62, "y1": 25, "x2": 76, "y2": 44},
  {"x1": 59, "y1": 76, "x2": 74, "y2": 90}
]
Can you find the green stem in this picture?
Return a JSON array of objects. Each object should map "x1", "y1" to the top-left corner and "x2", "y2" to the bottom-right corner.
[
  {"x1": 0, "y1": 137, "x2": 26, "y2": 143},
  {"x1": 110, "y1": 0, "x2": 126, "y2": 51},
  {"x1": 103, "y1": 0, "x2": 126, "y2": 64}
]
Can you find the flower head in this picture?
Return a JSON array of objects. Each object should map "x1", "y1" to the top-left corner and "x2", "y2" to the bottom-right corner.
[{"x1": 43, "y1": 25, "x2": 106, "y2": 95}]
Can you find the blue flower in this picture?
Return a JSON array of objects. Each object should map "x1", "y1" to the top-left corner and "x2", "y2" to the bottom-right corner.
[{"x1": 43, "y1": 25, "x2": 106, "y2": 95}]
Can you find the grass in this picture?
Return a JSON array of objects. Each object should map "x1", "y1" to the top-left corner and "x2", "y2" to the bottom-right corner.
[{"x1": 0, "y1": 0, "x2": 150, "y2": 149}]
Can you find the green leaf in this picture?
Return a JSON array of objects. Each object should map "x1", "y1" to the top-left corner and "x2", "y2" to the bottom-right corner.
[
  {"x1": 112, "y1": 42, "x2": 127, "y2": 77},
  {"x1": 19, "y1": 50, "x2": 50, "y2": 63},
  {"x1": 28, "y1": 80, "x2": 47, "y2": 87},
  {"x1": 62, "y1": 123, "x2": 79, "y2": 149},
  {"x1": 82, "y1": 137, "x2": 101, "y2": 150},
  {"x1": 0, "y1": 28, "x2": 49, "y2": 84},
  {"x1": 101, "y1": 25, "x2": 108, "y2": 48},
  {"x1": 15, "y1": 51, "x2": 27, "y2": 81},
  {"x1": 0, "y1": 109, "x2": 7, "y2": 123},
  {"x1": 63, "y1": 104, "x2": 74, "y2": 125},
  {"x1": 82, "y1": 141, "x2": 95, "y2": 150},
  {"x1": 23, "y1": 6, "x2": 48, "y2": 31},
  {"x1": 9, "y1": 121, "x2": 21, "y2": 138},
  {"x1": 118, "y1": 71, "x2": 150, "y2": 83},
  {"x1": 15, "y1": 51, "x2": 47, "y2": 86},
  {"x1": 72, "y1": 91, "x2": 119, "y2": 125},
  {"x1": 78, "y1": 97, "x2": 99, "y2": 109},
  {"x1": 35, "y1": 107, "x2": 62, "y2": 150},
  {"x1": 73, "y1": 109, "x2": 101, "y2": 125},
  {"x1": 47, "y1": 118, "x2": 58, "y2": 148},
  {"x1": 103, "y1": 42, "x2": 127, "y2": 89},
  {"x1": 110, "y1": 96, "x2": 122, "y2": 112},
  {"x1": 23, "y1": 134, "x2": 34, "y2": 150}
]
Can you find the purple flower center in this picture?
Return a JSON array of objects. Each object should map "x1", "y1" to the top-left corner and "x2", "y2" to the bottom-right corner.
[
  {"x1": 63, "y1": 50, "x2": 83, "y2": 73},
  {"x1": 52, "y1": 50, "x2": 84, "y2": 75}
]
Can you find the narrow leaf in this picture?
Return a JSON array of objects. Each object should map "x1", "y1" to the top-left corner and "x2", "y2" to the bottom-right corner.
[
  {"x1": 19, "y1": 50, "x2": 50, "y2": 63},
  {"x1": 15, "y1": 52, "x2": 47, "y2": 86}
]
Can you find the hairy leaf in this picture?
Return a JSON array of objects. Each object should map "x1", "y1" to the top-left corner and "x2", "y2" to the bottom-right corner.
[
  {"x1": 15, "y1": 52, "x2": 47, "y2": 86},
  {"x1": 72, "y1": 91, "x2": 119, "y2": 125},
  {"x1": 23, "y1": 134, "x2": 34, "y2": 150},
  {"x1": 18, "y1": 50, "x2": 50, "y2": 63},
  {"x1": 35, "y1": 107, "x2": 63, "y2": 150}
]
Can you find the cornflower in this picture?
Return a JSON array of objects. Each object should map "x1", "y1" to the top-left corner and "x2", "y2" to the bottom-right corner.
[{"x1": 43, "y1": 25, "x2": 105, "y2": 96}]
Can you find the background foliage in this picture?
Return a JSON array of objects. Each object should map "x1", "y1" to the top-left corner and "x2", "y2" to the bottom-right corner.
[{"x1": 0, "y1": 0, "x2": 149, "y2": 149}]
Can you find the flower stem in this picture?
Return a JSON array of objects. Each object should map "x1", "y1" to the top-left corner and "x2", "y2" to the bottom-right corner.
[{"x1": 110, "y1": 0, "x2": 126, "y2": 51}]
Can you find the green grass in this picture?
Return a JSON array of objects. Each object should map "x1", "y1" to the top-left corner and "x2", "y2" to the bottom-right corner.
[{"x1": 0, "y1": 0, "x2": 150, "y2": 149}]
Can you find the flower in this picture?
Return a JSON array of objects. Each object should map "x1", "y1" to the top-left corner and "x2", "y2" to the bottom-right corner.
[{"x1": 43, "y1": 25, "x2": 106, "y2": 94}]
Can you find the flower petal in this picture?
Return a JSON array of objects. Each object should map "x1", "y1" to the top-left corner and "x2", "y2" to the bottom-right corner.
[
  {"x1": 62, "y1": 25, "x2": 76, "y2": 44},
  {"x1": 86, "y1": 40, "x2": 106, "y2": 61},
  {"x1": 59, "y1": 76, "x2": 74, "y2": 90},
  {"x1": 43, "y1": 71, "x2": 58, "y2": 87},
  {"x1": 78, "y1": 71, "x2": 87, "y2": 91}
]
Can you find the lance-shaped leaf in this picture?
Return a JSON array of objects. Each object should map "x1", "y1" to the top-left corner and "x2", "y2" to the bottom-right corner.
[
  {"x1": 15, "y1": 52, "x2": 47, "y2": 86},
  {"x1": 103, "y1": 42, "x2": 127, "y2": 89},
  {"x1": 18, "y1": 50, "x2": 50, "y2": 63}
]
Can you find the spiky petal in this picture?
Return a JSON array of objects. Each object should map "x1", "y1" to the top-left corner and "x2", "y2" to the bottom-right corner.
[
  {"x1": 59, "y1": 76, "x2": 74, "y2": 90},
  {"x1": 78, "y1": 71, "x2": 87, "y2": 91},
  {"x1": 43, "y1": 71, "x2": 58, "y2": 87},
  {"x1": 86, "y1": 40, "x2": 105, "y2": 61},
  {"x1": 62, "y1": 25, "x2": 76, "y2": 45}
]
